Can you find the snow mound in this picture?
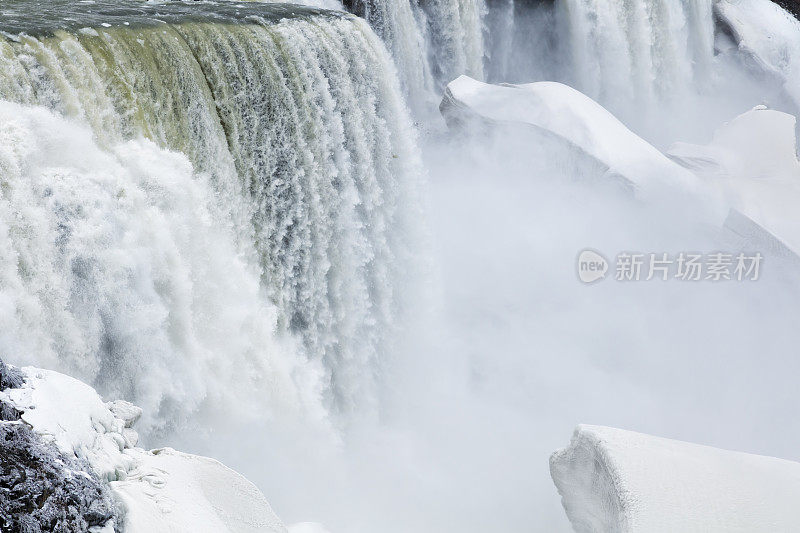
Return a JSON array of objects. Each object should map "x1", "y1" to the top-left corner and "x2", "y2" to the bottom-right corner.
[
  {"x1": 551, "y1": 425, "x2": 800, "y2": 533},
  {"x1": 0, "y1": 364, "x2": 287, "y2": 533},
  {"x1": 115, "y1": 448, "x2": 286, "y2": 533},
  {"x1": 288, "y1": 523, "x2": 333, "y2": 533},
  {"x1": 440, "y1": 76, "x2": 699, "y2": 196},
  {"x1": 668, "y1": 105, "x2": 800, "y2": 255},
  {"x1": 715, "y1": 0, "x2": 800, "y2": 108}
]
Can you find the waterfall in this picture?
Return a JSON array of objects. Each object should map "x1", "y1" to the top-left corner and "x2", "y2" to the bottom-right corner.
[
  {"x1": 419, "y1": 0, "x2": 487, "y2": 84},
  {"x1": 484, "y1": 0, "x2": 515, "y2": 81},
  {"x1": 343, "y1": 0, "x2": 435, "y2": 108},
  {"x1": 0, "y1": 1, "x2": 422, "y2": 425},
  {"x1": 344, "y1": 0, "x2": 486, "y2": 104},
  {"x1": 478, "y1": 0, "x2": 717, "y2": 130},
  {"x1": 483, "y1": 0, "x2": 565, "y2": 84},
  {"x1": 560, "y1": 0, "x2": 715, "y2": 117}
]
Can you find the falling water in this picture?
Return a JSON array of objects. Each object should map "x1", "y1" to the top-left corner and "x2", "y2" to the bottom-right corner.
[
  {"x1": 343, "y1": 0, "x2": 486, "y2": 104},
  {"x1": 555, "y1": 0, "x2": 717, "y2": 127},
  {"x1": 0, "y1": 0, "x2": 423, "y2": 425}
]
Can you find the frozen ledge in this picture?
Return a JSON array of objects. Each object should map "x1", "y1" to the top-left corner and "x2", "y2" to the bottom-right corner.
[{"x1": 550, "y1": 425, "x2": 800, "y2": 533}]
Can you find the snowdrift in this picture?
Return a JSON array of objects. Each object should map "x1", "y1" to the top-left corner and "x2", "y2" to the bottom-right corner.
[
  {"x1": 441, "y1": 76, "x2": 800, "y2": 258},
  {"x1": 715, "y1": 0, "x2": 800, "y2": 108},
  {"x1": 0, "y1": 360, "x2": 287, "y2": 533},
  {"x1": 669, "y1": 105, "x2": 800, "y2": 256},
  {"x1": 440, "y1": 76, "x2": 699, "y2": 196},
  {"x1": 551, "y1": 425, "x2": 800, "y2": 533}
]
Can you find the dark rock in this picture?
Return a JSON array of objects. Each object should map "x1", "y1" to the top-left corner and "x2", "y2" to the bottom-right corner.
[
  {"x1": 0, "y1": 423, "x2": 117, "y2": 532},
  {"x1": 0, "y1": 359, "x2": 118, "y2": 532},
  {"x1": 0, "y1": 360, "x2": 24, "y2": 391},
  {"x1": 0, "y1": 359, "x2": 24, "y2": 422},
  {"x1": 773, "y1": 0, "x2": 800, "y2": 18}
]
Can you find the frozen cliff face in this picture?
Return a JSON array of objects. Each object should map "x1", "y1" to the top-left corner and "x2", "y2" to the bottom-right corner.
[
  {"x1": 551, "y1": 425, "x2": 800, "y2": 533},
  {"x1": 0, "y1": 358, "x2": 287, "y2": 532}
]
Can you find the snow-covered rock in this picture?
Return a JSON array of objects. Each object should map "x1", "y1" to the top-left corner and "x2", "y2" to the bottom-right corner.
[
  {"x1": 440, "y1": 76, "x2": 700, "y2": 196},
  {"x1": 715, "y1": 0, "x2": 800, "y2": 108},
  {"x1": 669, "y1": 105, "x2": 800, "y2": 255},
  {"x1": 551, "y1": 425, "x2": 800, "y2": 533},
  {"x1": 0, "y1": 359, "x2": 118, "y2": 532},
  {"x1": 0, "y1": 359, "x2": 287, "y2": 533}
]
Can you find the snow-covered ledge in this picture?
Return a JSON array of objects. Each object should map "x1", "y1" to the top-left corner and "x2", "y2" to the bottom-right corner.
[
  {"x1": 440, "y1": 75, "x2": 700, "y2": 197},
  {"x1": 0, "y1": 358, "x2": 287, "y2": 532},
  {"x1": 550, "y1": 425, "x2": 800, "y2": 533}
]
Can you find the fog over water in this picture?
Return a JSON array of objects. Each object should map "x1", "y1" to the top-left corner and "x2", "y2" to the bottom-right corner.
[{"x1": 1, "y1": 0, "x2": 800, "y2": 531}]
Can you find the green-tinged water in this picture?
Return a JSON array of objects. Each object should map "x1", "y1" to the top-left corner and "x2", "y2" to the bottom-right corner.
[
  {"x1": 0, "y1": 1, "x2": 337, "y2": 35},
  {"x1": 0, "y1": 2, "x2": 422, "y2": 420}
]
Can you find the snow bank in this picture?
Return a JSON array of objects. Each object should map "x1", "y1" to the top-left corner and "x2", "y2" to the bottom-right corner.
[
  {"x1": 0, "y1": 364, "x2": 287, "y2": 533},
  {"x1": 115, "y1": 448, "x2": 286, "y2": 533},
  {"x1": 288, "y1": 523, "x2": 333, "y2": 533},
  {"x1": 440, "y1": 76, "x2": 699, "y2": 196},
  {"x1": 551, "y1": 425, "x2": 800, "y2": 533},
  {"x1": 669, "y1": 105, "x2": 800, "y2": 255},
  {"x1": 715, "y1": 0, "x2": 800, "y2": 108}
]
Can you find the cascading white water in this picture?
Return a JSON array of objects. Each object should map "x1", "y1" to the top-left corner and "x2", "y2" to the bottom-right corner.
[
  {"x1": 561, "y1": 0, "x2": 715, "y2": 116},
  {"x1": 0, "y1": 101, "x2": 325, "y2": 430},
  {"x1": 484, "y1": 0, "x2": 515, "y2": 81},
  {"x1": 420, "y1": 0, "x2": 487, "y2": 83},
  {"x1": 479, "y1": 0, "x2": 723, "y2": 140},
  {"x1": 344, "y1": 0, "x2": 487, "y2": 105},
  {"x1": 0, "y1": 2, "x2": 423, "y2": 425},
  {"x1": 342, "y1": 0, "x2": 435, "y2": 109}
]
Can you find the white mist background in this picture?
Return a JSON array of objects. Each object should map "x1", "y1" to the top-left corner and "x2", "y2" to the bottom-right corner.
[
  {"x1": 172, "y1": 107, "x2": 800, "y2": 532},
  {"x1": 82, "y1": 1, "x2": 800, "y2": 530}
]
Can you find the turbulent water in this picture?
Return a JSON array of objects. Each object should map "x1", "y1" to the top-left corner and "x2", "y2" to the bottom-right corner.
[
  {"x1": 478, "y1": 0, "x2": 756, "y2": 144},
  {"x1": 3, "y1": 0, "x2": 800, "y2": 531},
  {"x1": 561, "y1": 0, "x2": 715, "y2": 112},
  {"x1": 0, "y1": 0, "x2": 422, "y2": 427},
  {"x1": 343, "y1": 0, "x2": 486, "y2": 106}
]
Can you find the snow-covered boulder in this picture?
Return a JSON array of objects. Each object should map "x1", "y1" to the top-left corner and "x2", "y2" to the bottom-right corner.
[
  {"x1": 669, "y1": 105, "x2": 800, "y2": 256},
  {"x1": 715, "y1": 0, "x2": 800, "y2": 108},
  {"x1": 0, "y1": 359, "x2": 287, "y2": 533},
  {"x1": 0, "y1": 359, "x2": 118, "y2": 532},
  {"x1": 440, "y1": 76, "x2": 699, "y2": 196},
  {"x1": 551, "y1": 425, "x2": 800, "y2": 533}
]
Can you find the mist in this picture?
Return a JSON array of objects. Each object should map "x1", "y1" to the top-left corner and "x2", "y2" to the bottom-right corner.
[
  {"x1": 2, "y1": 0, "x2": 800, "y2": 531},
  {"x1": 174, "y1": 94, "x2": 800, "y2": 533}
]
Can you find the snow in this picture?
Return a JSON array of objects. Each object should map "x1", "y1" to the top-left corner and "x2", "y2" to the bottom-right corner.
[
  {"x1": 551, "y1": 425, "x2": 800, "y2": 533},
  {"x1": 715, "y1": 0, "x2": 800, "y2": 108},
  {"x1": 441, "y1": 77, "x2": 800, "y2": 257},
  {"x1": 1, "y1": 368, "x2": 136, "y2": 482},
  {"x1": 668, "y1": 106, "x2": 800, "y2": 255},
  {"x1": 0, "y1": 359, "x2": 118, "y2": 532},
  {"x1": 440, "y1": 76, "x2": 700, "y2": 196},
  {"x1": 1, "y1": 365, "x2": 287, "y2": 533},
  {"x1": 114, "y1": 448, "x2": 287, "y2": 533},
  {"x1": 288, "y1": 523, "x2": 333, "y2": 533}
]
